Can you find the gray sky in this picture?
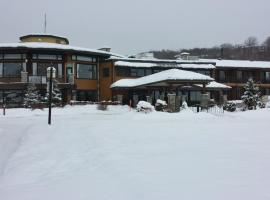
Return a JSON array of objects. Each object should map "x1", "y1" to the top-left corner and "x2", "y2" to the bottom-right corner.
[{"x1": 0, "y1": 0, "x2": 269, "y2": 55}]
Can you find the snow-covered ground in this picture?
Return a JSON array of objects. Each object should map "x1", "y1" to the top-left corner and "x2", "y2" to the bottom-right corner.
[{"x1": 0, "y1": 105, "x2": 270, "y2": 200}]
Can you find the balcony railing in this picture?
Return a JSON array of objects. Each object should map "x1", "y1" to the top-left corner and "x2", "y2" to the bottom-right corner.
[{"x1": 28, "y1": 76, "x2": 47, "y2": 84}]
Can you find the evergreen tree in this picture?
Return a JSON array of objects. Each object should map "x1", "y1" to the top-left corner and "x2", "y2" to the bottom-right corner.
[
  {"x1": 23, "y1": 83, "x2": 42, "y2": 108},
  {"x1": 241, "y1": 78, "x2": 262, "y2": 110},
  {"x1": 44, "y1": 80, "x2": 62, "y2": 106}
]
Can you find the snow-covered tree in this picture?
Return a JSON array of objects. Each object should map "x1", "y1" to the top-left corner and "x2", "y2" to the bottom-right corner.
[
  {"x1": 241, "y1": 78, "x2": 263, "y2": 110},
  {"x1": 23, "y1": 83, "x2": 42, "y2": 109}
]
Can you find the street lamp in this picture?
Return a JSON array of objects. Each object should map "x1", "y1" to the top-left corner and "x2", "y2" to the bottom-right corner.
[{"x1": 47, "y1": 66, "x2": 56, "y2": 125}]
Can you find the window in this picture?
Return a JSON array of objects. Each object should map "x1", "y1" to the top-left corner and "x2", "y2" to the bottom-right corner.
[
  {"x1": 236, "y1": 70, "x2": 242, "y2": 81},
  {"x1": 145, "y1": 69, "x2": 152, "y2": 76},
  {"x1": 0, "y1": 63, "x2": 2, "y2": 77},
  {"x1": 37, "y1": 63, "x2": 58, "y2": 76},
  {"x1": 130, "y1": 68, "x2": 137, "y2": 77},
  {"x1": 116, "y1": 67, "x2": 130, "y2": 76},
  {"x1": 3, "y1": 54, "x2": 25, "y2": 60},
  {"x1": 219, "y1": 70, "x2": 225, "y2": 82},
  {"x1": 102, "y1": 68, "x2": 110, "y2": 77},
  {"x1": 76, "y1": 90, "x2": 97, "y2": 102},
  {"x1": 137, "y1": 69, "x2": 145, "y2": 77},
  {"x1": 77, "y1": 64, "x2": 97, "y2": 79},
  {"x1": 190, "y1": 91, "x2": 202, "y2": 102},
  {"x1": 3, "y1": 63, "x2": 22, "y2": 77},
  {"x1": 72, "y1": 55, "x2": 96, "y2": 62},
  {"x1": 266, "y1": 72, "x2": 270, "y2": 82},
  {"x1": 32, "y1": 54, "x2": 62, "y2": 60}
]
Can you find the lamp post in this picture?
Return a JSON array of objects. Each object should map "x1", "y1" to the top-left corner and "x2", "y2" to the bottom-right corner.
[{"x1": 47, "y1": 66, "x2": 56, "y2": 125}]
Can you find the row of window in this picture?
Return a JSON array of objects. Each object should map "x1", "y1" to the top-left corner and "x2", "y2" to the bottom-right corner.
[
  {"x1": 0, "y1": 54, "x2": 97, "y2": 63},
  {"x1": 219, "y1": 70, "x2": 270, "y2": 82},
  {"x1": 116, "y1": 67, "x2": 152, "y2": 77}
]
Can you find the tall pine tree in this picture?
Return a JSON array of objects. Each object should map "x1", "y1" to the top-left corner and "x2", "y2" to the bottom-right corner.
[{"x1": 241, "y1": 78, "x2": 262, "y2": 110}]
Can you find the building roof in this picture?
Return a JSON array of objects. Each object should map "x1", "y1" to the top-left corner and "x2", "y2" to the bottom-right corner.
[
  {"x1": 114, "y1": 60, "x2": 215, "y2": 69},
  {"x1": 20, "y1": 34, "x2": 69, "y2": 44},
  {"x1": 0, "y1": 42, "x2": 111, "y2": 57},
  {"x1": 111, "y1": 69, "x2": 214, "y2": 88},
  {"x1": 199, "y1": 59, "x2": 270, "y2": 69},
  {"x1": 195, "y1": 81, "x2": 231, "y2": 90}
]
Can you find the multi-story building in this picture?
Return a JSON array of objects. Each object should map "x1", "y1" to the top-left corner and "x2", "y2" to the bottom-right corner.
[
  {"x1": 0, "y1": 34, "x2": 111, "y2": 106},
  {"x1": 1, "y1": 34, "x2": 270, "y2": 107}
]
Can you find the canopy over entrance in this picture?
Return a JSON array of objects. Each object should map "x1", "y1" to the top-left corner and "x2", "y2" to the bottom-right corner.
[{"x1": 110, "y1": 69, "x2": 228, "y2": 90}]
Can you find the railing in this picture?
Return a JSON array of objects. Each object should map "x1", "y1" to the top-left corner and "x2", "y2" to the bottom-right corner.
[
  {"x1": 189, "y1": 105, "x2": 224, "y2": 115},
  {"x1": 28, "y1": 76, "x2": 47, "y2": 84}
]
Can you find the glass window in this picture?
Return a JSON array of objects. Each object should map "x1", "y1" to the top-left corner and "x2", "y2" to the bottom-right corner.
[
  {"x1": 58, "y1": 64, "x2": 63, "y2": 78},
  {"x1": 3, "y1": 54, "x2": 24, "y2": 59},
  {"x1": 116, "y1": 67, "x2": 130, "y2": 76},
  {"x1": 219, "y1": 70, "x2": 225, "y2": 82},
  {"x1": 102, "y1": 68, "x2": 110, "y2": 77},
  {"x1": 145, "y1": 69, "x2": 152, "y2": 76},
  {"x1": 137, "y1": 69, "x2": 145, "y2": 77},
  {"x1": 130, "y1": 68, "x2": 137, "y2": 77},
  {"x1": 190, "y1": 91, "x2": 202, "y2": 102},
  {"x1": 76, "y1": 56, "x2": 93, "y2": 62},
  {"x1": 77, "y1": 64, "x2": 97, "y2": 79},
  {"x1": 236, "y1": 70, "x2": 242, "y2": 81},
  {"x1": 266, "y1": 72, "x2": 270, "y2": 82},
  {"x1": 0, "y1": 63, "x2": 2, "y2": 77},
  {"x1": 3, "y1": 63, "x2": 22, "y2": 77},
  {"x1": 32, "y1": 54, "x2": 62, "y2": 60},
  {"x1": 37, "y1": 63, "x2": 58, "y2": 76}
]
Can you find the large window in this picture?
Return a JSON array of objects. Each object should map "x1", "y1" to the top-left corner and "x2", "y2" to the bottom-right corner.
[
  {"x1": 37, "y1": 63, "x2": 59, "y2": 76},
  {"x1": 77, "y1": 64, "x2": 97, "y2": 79},
  {"x1": 116, "y1": 67, "x2": 152, "y2": 77},
  {"x1": 3, "y1": 63, "x2": 22, "y2": 77},
  {"x1": 76, "y1": 90, "x2": 97, "y2": 102}
]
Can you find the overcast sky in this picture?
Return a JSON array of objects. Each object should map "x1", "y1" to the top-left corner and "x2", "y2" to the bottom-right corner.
[{"x1": 0, "y1": 0, "x2": 269, "y2": 55}]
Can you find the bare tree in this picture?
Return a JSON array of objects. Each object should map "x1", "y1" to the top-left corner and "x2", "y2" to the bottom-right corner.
[
  {"x1": 244, "y1": 36, "x2": 258, "y2": 47},
  {"x1": 263, "y1": 36, "x2": 270, "y2": 47}
]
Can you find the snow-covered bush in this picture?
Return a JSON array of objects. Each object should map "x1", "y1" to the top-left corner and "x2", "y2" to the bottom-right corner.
[
  {"x1": 223, "y1": 102, "x2": 236, "y2": 112},
  {"x1": 137, "y1": 101, "x2": 154, "y2": 113},
  {"x1": 241, "y1": 78, "x2": 263, "y2": 110},
  {"x1": 181, "y1": 101, "x2": 188, "y2": 109},
  {"x1": 23, "y1": 83, "x2": 45, "y2": 109},
  {"x1": 155, "y1": 99, "x2": 167, "y2": 111}
]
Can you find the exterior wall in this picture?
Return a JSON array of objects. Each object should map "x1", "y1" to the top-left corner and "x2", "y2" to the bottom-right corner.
[{"x1": 99, "y1": 61, "x2": 114, "y2": 101}]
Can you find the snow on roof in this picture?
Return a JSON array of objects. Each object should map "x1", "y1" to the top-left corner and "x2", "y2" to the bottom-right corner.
[
  {"x1": 114, "y1": 60, "x2": 215, "y2": 69},
  {"x1": 195, "y1": 81, "x2": 231, "y2": 89},
  {"x1": 180, "y1": 63, "x2": 215, "y2": 69},
  {"x1": 115, "y1": 61, "x2": 157, "y2": 68},
  {"x1": 111, "y1": 69, "x2": 214, "y2": 88},
  {"x1": 0, "y1": 42, "x2": 111, "y2": 56},
  {"x1": 199, "y1": 59, "x2": 270, "y2": 69}
]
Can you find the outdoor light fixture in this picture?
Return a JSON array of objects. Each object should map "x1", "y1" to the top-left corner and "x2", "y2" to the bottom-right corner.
[{"x1": 47, "y1": 66, "x2": 56, "y2": 125}]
